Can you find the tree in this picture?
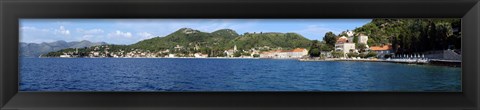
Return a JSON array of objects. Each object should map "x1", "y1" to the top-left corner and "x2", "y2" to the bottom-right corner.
[
  {"x1": 233, "y1": 51, "x2": 242, "y2": 57},
  {"x1": 331, "y1": 51, "x2": 344, "y2": 58},
  {"x1": 320, "y1": 44, "x2": 333, "y2": 51},
  {"x1": 365, "y1": 51, "x2": 378, "y2": 58},
  {"x1": 347, "y1": 53, "x2": 359, "y2": 58},
  {"x1": 309, "y1": 48, "x2": 321, "y2": 57},
  {"x1": 353, "y1": 36, "x2": 359, "y2": 43},
  {"x1": 308, "y1": 40, "x2": 322, "y2": 57},
  {"x1": 323, "y1": 32, "x2": 337, "y2": 47},
  {"x1": 356, "y1": 43, "x2": 367, "y2": 53}
]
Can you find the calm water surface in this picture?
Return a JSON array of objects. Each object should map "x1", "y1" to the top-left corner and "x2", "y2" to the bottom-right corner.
[{"x1": 19, "y1": 58, "x2": 461, "y2": 92}]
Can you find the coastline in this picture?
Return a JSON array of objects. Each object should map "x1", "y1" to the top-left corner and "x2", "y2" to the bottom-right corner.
[
  {"x1": 299, "y1": 58, "x2": 461, "y2": 67},
  {"x1": 30, "y1": 57, "x2": 461, "y2": 67}
]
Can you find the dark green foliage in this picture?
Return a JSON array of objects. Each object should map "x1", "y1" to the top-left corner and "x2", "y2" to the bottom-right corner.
[
  {"x1": 233, "y1": 51, "x2": 242, "y2": 57},
  {"x1": 232, "y1": 32, "x2": 311, "y2": 50},
  {"x1": 353, "y1": 36, "x2": 359, "y2": 43},
  {"x1": 347, "y1": 51, "x2": 377, "y2": 58},
  {"x1": 319, "y1": 44, "x2": 333, "y2": 51},
  {"x1": 309, "y1": 48, "x2": 321, "y2": 57},
  {"x1": 331, "y1": 51, "x2": 344, "y2": 58},
  {"x1": 356, "y1": 43, "x2": 367, "y2": 53},
  {"x1": 131, "y1": 28, "x2": 239, "y2": 51},
  {"x1": 323, "y1": 32, "x2": 337, "y2": 47},
  {"x1": 308, "y1": 40, "x2": 321, "y2": 57},
  {"x1": 355, "y1": 18, "x2": 461, "y2": 54},
  {"x1": 365, "y1": 51, "x2": 378, "y2": 58}
]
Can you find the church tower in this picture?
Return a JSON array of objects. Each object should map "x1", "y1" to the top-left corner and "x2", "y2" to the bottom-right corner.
[{"x1": 234, "y1": 45, "x2": 237, "y2": 52}]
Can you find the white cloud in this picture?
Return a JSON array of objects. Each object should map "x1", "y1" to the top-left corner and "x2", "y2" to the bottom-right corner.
[
  {"x1": 21, "y1": 26, "x2": 37, "y2": 30},
  {"x1": 108, "y1": 30, "x2": 132, "y2": 38},
  {"x1": 137, "y1": 32, "x2": 155, "y2": 39},
  {"x1": 54, "y1": 26, "x2": 71, "y2": 35},
  {"x1": 21, "y1": 26, "x2": 50, "y2": 32},
  {"x1": 76, "y1": 28, "x2": 104, "y2": 34}
]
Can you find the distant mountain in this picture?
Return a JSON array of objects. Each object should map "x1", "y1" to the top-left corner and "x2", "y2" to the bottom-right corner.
[{"x1": 20, "y1": 40, "x2": 107, "y2": 57}]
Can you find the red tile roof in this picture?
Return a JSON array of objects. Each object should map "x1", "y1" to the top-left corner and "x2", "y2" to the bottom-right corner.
[
  {"x1": 336, "y1": 37, "x2": 348, "y2": 44},
  {"x1": 291, "y1": 48, "x2": 306, "y2": 52},
  {"x1": 370, "y1": 45, "x2": 392, "y2": 51}
]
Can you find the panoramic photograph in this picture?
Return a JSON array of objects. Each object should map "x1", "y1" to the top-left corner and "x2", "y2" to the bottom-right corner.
[{"x1": 19, "y1": 19, "x2": 461, "y2": 92}]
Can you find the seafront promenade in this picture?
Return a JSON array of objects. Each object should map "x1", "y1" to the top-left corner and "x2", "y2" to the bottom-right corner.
[{"x1": 299, "y1": 58, "x2": 461, "y2": 67}]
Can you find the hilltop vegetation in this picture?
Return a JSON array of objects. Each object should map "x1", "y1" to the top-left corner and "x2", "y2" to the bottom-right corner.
[
  {"x1": 130, "y1": 28, "x2": 240, "y2": 51},
  {"x1": 230, "y1": 32, "x2": 311, "y2": 50},
  {"x1": 352, "y1": 18, "x2": 461, "y2": 54}
]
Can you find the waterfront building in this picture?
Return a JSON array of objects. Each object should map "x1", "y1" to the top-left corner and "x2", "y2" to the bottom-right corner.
[
  {"x1": 259, "y1": 48, "x2": 308, "y2": 59},
  {"x1": 224, "y1": 50, "x2": 234, "y2": 57},
  {"x1": 167, "y1": 54, "x2": 176, "y2": 58},
  {"x1": 370, "y1": 44, "x2": 393, "y2": 58},
  {"x1": 335, "y1": 36, "x2": 356, "y2": 54},
  {"x1": 59, "y1": 54, "x2": 71, "y2": 58},
  {"x1": 194, "y1": 53, "x2": 208, "y2": 58}
]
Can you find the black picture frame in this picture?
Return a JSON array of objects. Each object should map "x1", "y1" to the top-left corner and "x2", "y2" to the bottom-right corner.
[{"x1": 1, "y1": 0, "x2": 479, "y2": 110}]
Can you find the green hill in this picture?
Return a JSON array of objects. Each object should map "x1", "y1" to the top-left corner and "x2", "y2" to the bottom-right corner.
[
  {"x1": 130, "y1": 28, "x2": 240, "y2": 51},
  {"x1": 230, "y1": 32, "x2": 311, "y2": 50},
  {"x1": 43, "y1": 28, "x2": 313, "y2": 57},
  {"x1": 130, "y1": 28, "x2": 311, "y2": 51}
]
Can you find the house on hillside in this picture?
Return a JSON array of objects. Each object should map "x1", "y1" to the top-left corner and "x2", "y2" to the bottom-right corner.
[{"x1": 358, "y1": 34, "x2": 369, "y2": 45}]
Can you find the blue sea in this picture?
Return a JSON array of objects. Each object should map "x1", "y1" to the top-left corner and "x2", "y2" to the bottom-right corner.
[{"x1": 19, "y1": 58, "x2": 461, "y2": 92}]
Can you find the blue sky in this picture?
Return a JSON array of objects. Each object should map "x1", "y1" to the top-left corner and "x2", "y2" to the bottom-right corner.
[{"x1": 20, "y1": 19, "x2": 371, "y2": 45}]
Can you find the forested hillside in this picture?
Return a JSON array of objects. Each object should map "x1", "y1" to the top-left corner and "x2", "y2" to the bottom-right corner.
[{"x1": 353, "y1": 18, "x2": 461, "y2": 54}]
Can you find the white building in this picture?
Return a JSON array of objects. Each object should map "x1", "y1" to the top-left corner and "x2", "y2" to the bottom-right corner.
[
  {"x1": 358, "y1": 34, "x2": 369, "y2": 45},
  {"x1": 335, "y1": 43, "x2": 356, "y2": 54},
  {"x1": 59, "y1": 54, "x2": 71, "y2": 58},
  {"x1": 194, "y1": 53, "x2": 208, "y2": 58},
  {"x1": 259, "y1": 48, "x2": 308, "y2": 59},
  {"x1": 346, "y1": 30, "x2": 354, "y2": 37},
  {"x1": 335, "y1": 36, "x2": 356, "y2": 57},
  {"x1": 167, "y1": 54, "x2": 176, "y2": 58}
]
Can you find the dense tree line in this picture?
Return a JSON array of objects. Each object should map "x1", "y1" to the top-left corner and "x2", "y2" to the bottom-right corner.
[{"x1": 354, "y1": 18, "x2": 461, "y2": 54}]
